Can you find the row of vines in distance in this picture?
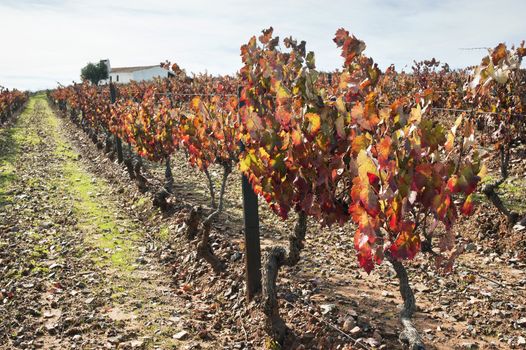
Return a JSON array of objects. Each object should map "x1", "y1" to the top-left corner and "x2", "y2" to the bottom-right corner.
[{"x1": 0, "y1": 87, "x2": 27, "y2": 125}]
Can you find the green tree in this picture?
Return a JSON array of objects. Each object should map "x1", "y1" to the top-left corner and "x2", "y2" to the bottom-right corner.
[{"x1": 81, "y1": 61, "x2": 109, "y2": 85}]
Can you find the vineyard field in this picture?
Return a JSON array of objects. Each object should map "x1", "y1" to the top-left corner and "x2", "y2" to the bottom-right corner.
[{"x1": 1, "y1": 9, "x2": 526, "y2": 350}]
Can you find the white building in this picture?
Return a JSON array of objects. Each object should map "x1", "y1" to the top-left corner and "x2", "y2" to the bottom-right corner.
[{"x1": 100, "y1": 59, "x2": 173, "y2": 84}]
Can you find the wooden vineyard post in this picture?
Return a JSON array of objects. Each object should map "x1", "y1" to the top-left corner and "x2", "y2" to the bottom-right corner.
[
  {"x1": 109, "y1": 81, "x2": 123, "y2": 163},
  {"x1": 242, "y1": 159, "x2": 262, "y2": 300},
  {"x1": 239, "y1": 87, "x2": 262, "y2": 300}
]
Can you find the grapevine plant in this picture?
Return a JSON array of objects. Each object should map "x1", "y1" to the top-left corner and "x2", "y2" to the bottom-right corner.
[
  {"x1": 239, "y1": 28, "x2": 483, "y2": 348},
  {"x1": 467, "y1": 42, "x2": 526, "y2": 224},
  {"x1": 0, "y1": 88, "x2": 27, "y2": 125}
]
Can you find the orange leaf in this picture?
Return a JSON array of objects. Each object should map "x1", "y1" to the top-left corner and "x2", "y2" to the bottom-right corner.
[
  {"x1": 461, "y1": 194, "x2": 475, "y2": 216},
  {"x1": 377, "y1": 137, "x2": 391, "y2": 167},
  {"x1": 191, "y1": 96, "x2": 200, "y2": 111},
  {"x1": 390, "y1": 222, "x2": 420, "y2": 260},
  {"x1": 291, "y1": 129, "x2": 303, "y2": 146}
]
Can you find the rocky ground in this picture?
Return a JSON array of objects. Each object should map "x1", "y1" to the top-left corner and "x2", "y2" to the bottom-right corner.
[{"x1": 0, "y1": 94, "x2": 525, "y2": 349}]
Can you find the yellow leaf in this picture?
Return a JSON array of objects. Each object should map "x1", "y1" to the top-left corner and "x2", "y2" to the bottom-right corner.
[
  {"x1": 357, "y1": 149, "x2": 378, "y2": 179},
  {"x1": 305, "y1": 112, "x2": 321, "y2": 135},
  {"x1": 352, "y1": 134, "x2": 370, "y2": 155},
  {"x1": 276, "y1": 82, "x2": 290, "y2": 101},
  {"x1": 258, "y1": 147, "x2": 270, "y2": 162},
  {"x1": 477, "y1": 163, "x2": 488, "y2": 178},
  {"x1": 239, "y1": 154, "x2": 251, "y2": 172},
  {"x1": 336, "y1": 96, "x2": 347, "y2": 114},
  {"x1": 409, "y1": 105, "x2": 421, "y2": 124},
  {"x1": 191, "y1": 96, "x2": 200, "y2": 110},
  {"x1": 454, "y1": 115, "x2": 463, "y2": 129},
  {"x1": 444, "y1": 132, "x2": 455, "y2": 152},
  {"x1": 339, "y1": 71, "x2": 350, "y2": 89}
]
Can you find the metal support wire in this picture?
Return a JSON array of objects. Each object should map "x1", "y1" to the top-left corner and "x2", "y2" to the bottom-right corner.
[
  {"x1": 428, "y1": 107, "x2": 525, "y2": 118},
  {"x1": 458, "y1": 47, "x2": 491, "y2": 50},
  {"x1": 154, "y1": 92, "x2": 238, "y2": 97}
]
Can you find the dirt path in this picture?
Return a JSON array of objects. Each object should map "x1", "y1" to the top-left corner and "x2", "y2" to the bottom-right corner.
[{"x1": 0, "y1": 94, "x2": 207, "y2": 349}]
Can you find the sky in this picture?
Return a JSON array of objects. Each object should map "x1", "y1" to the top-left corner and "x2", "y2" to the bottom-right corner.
[{"x1": 0, "y1": 0, "x2": 524, "y2": 91}]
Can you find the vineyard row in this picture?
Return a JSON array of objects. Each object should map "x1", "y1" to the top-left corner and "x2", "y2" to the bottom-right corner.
[{"x1": 48, "y1": 28, "x2": 525, "y2": 348}]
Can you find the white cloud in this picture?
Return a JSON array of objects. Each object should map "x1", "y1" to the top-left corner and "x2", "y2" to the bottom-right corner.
[{"x1": 0, "y1": 0, "x2": 524, "y2": 90}]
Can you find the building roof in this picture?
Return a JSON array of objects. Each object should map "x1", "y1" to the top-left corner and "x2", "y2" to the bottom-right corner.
[{"x1": 110, "y1": 65, "x2": 160, "y2": 73}]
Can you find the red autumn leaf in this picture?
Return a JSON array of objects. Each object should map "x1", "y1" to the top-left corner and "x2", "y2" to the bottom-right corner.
[
  {"x1": 461, "y1": 194, "x2": 475, "y2": 216},
  {"x1": 354, "y1": 229, "x2": 375, "y2": 273},
  {"x1": 349, "y1": 202, "x2": 378, "y2": 236},
  {"x1": 434, "y1": 193, "x2": 451, "y2": 220},
  {"x1": 390, "y1": 222, "x2": 420, "y2": 260},
  {"x1": 389, "y1": 212, "x2": 398, "y2": 231},
  {"x1": 351, "y1": 176, "x2": 380, "y2": 217},
  {"x1": 367, "y1": 172, "x2": 379, "y2": 186},
  {"x1": 258, "y1": 27, "x2": 274, "y2": 44},
  {"x1": 491, "y1": 43, "x2": 507, "y2": 64},
  {"x1": 333, "y1": 28, "x2": 366, "y2": 66},
  {"x1": 415, "y1": 163, "x2": 433, "y2": 178},
  {"x1": 275, "y1": 107, "x2": 292, "y2": 127},
  {"x1": 447, "y1": 175, "x2": 459, "y2": 193}
]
